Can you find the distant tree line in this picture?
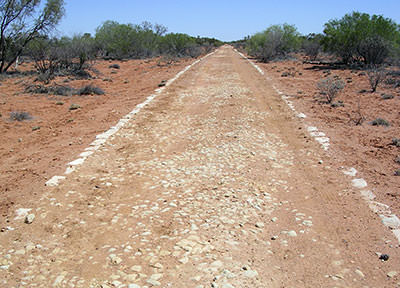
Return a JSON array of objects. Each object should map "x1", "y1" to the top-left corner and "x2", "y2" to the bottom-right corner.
[
  {"x1": 245, "y1": 11, "x2": 400, "y2": 66},
  {"x1": 0, "y1": 0, "x2": 223, "y2": 75}
]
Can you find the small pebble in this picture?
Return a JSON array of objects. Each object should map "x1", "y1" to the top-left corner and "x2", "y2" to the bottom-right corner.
[{"x1": 24, "y1": 214, "x2": 35, "y2": 224}]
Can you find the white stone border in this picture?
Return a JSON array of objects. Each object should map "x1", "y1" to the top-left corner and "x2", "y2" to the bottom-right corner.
[
  {"x1": 45, "y1": 51, "x2": 215, "y2": 187},
  {"x1": 235, "y1": 49, "x2": 330, "y2": 151},
  {"x1": 343, "y1": 168, "x2": 400, "y2": 242},
  {"x1": 235, "y1": 49, "x2": 400, "y2": 243}
]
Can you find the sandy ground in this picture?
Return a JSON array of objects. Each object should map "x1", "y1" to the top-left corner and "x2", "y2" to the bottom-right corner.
[
  {"x1": 0, "y1": 57, "x2": 194, "y2": 219},
  {"x1": 0, "y1": 46, "x2": 399, "y2": 287}
]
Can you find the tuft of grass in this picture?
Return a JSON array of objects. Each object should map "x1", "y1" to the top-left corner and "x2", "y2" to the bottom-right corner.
[
  {"x1": 381, "y1": 93, "x2": 394, "y2": 100},
  {"x1": 26, "y1": 84, "x2": 104, "y2": 96},
  {"x1": 392, "y1": 138, "x2": 400, "y2": 147},
  {"x1": 370, "y1": 118, "x2": 390, "y2": 127},
  {"x1": 56, "y1": 101, "x2": 64, "y2": 105},
  {"x1": 109, "y1": 64, "x2": 120, "y2": 69},
  {"x1": 78, "y1": 85, "x2": 104, "y2": 95},
  {"x1": 331, "y1": 101, "x2": 344, "y2": 108},
  {"x1": 31, "y1": 126, "x2": 40, "y2": 131},
  {"x1": 395, "y1": 156, "x2": 400, "y2": 164},
  {"x1": 395, "y1": 170, "x2": 400, "y2": 176},
  {"x1": 9, "y1": 111, "x2": 32, "y2": 121},
  {"x1": 69, "y1": 104, "x2": 81, "y2": 111}
]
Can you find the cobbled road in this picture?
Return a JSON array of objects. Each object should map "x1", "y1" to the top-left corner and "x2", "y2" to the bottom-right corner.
[{"x1": 1, "y1": 46, "x2": 399, "y2": 288}]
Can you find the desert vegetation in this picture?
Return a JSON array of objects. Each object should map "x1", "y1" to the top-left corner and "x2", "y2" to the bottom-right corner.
[
  {"x1": 0, "y1": 0, "x2": 222, "y2": 79},
  {"x1": 245, "y1": 11, "x2": 400, "y2": 67}
]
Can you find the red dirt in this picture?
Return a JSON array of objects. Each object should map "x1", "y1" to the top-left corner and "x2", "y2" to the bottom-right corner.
[
  {"x1": 256, "y1": 57, "x2": 400, "y2": 215},
  {"x1": 0, "y1": 57, "x2": 195, "y2": 221}
]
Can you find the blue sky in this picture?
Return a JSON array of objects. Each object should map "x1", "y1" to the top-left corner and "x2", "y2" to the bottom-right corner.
[{"x1": 57, "y1": 0, "x2": 400, "y2": 41}]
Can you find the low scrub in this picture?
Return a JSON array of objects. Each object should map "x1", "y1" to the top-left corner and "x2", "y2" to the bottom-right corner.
[
  {"x1": 381, "y1": 93, "x2": 394, "y2": 100},
  {"x1": 370, "y1": 118, "x2": 390, "y2": 126},
  {"x1": 26, "y1": 84, "x2": 104, "y2": 96},
  {"x1": 392, "y1": 138, "x2": 400, "y2": 147},
  {"x1": 317, "y1": 77, "x2": 345, "y2": 103},
  {"x1": 367, "y1": 67, "x2": 386, "y2": 92},
  {"x1": 9, "y1": 111, "x2": 33, "y2": 121},
  {"x1": 78, "y1": 85, "x2": 104, "y2": 95}
]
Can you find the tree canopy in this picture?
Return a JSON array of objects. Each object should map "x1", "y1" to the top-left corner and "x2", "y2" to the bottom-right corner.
[{"x1": 0, "y1": 0, "x2": 65, "y2": 73}]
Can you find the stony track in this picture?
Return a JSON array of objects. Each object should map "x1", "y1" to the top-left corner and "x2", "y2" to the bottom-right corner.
[{"x1": 1, "y1": 46, "x2": 399, "y2": 288}]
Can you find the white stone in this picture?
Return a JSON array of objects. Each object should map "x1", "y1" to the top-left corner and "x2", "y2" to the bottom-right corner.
[
  {"x1": 68, "y1": 158, "x2": 85, "y2": 166},
  {"x1": 14, "y1": 208, "x2": 31, "y2": 220},
  {"x1": 352, "y1": 178, "x2": 367, "y2": 189},
  {"x1": 380, "y1": 215, "x2": 400, "y2": 229},
  {"x1": 45, "y1": 176, "x2": 66, "y2": 187},
  {"x1": 342, "y1": 167, "x2": 358, "y2": 177},
  {"x1": 25, "y1": 214, "x2": 35, "y2": 224}
]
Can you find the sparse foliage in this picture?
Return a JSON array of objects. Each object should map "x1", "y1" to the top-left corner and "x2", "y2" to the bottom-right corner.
[
  {"x1": 0, "y1": 0, "x2": 65, "y2": 73},
  {"x1": 370, "y1": 118, "x2": 390, "y2": 126},
  {"x1": 317, "y1": 76, "x2": 345, "y2": 103},
  {"x1": 367, "y1": 67, "x2": 386, "y2": 92},
  {"x1": 78, "y1": 85, "x2": 104, "y2": 95},
  {"x1": 9, "y1": 111, "x2": 32, "y2": 121},
  {"x1": 302, "y1": 33, "x2": 323, "y2": 60}
]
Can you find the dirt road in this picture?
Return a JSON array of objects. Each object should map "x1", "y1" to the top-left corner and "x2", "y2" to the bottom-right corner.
[{"x1": 1, "y1": 46, "x2": 399, "y2": 287}]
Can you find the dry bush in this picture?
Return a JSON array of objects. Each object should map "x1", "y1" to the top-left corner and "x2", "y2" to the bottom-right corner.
[
  {"x1": 367, "y1": 67, "x2": 386, "y2": 92},
  {"x1": 9, "y1": 111, "x2": 32, "y2": 121},
  {"x1": 317, "y1": 76, "x2": 345, "y2": 103}
]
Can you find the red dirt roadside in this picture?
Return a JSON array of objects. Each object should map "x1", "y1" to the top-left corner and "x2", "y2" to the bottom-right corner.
[
  {"x1": 0, "y1": 57, "x2": 195, "y2": 222},
  {"x1": 256, "y1": 58, "x2": 400, "y2": 215}
]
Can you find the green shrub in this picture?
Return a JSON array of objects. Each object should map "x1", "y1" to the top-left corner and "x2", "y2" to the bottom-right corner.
[
  {"x1": 322, "y1": 12, "x2": 400, "y2": 64},
  {"x1": 247, "y1": 24, "x2": 301, "y2": 62},
  {"x1": 370, "y1": 118, "x2": 390, "y2": 126}
]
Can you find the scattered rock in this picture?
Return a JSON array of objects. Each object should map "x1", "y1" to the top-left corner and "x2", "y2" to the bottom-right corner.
[
  {"x1": 255, "y1": 222, "x2": 264, "y2": 228},
  {"x1": 352, "y1": 178, "x2": 367, "y2": 189},
  {"x1": 109, "y1": 254, "x2": 122, "y2": 265},
  {"x1": 287, "y1": 230, "x2": 297, "y2": 237},
  {"x1": 146, "y1": 278, "x2": 161, "y2": 286},
  {"x1": 131, "y1": 265, "x2": 142, "y2": 272},
  {"x1": 387, "y1": 271, "x2": 398, "y2": 278},
  {"x1": 244, "y1": 269, "x2": 258, "y2": 278},
  {"x1": 24, "y1": 214, "x2": 35, "y2": 224},
  {"x1": 379, "y1": 254, "x2": 389, "y2": 261},
  {"x1": 355, "y1": 269, "x2": 365, "y2": 278},
  {"x1": 158, "y1": 80, "x2": 167, "y2": 87}
]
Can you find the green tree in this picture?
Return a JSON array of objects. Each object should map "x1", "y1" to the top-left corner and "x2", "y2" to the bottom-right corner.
[
  {"x1": 322, "y1": 11, "x2": 400, "y2": 64},
  {"x1": 160, "y1": 33, "x2": 197, "y2": 57},
  {"x1": 0, "y1": 0, "x2": 64, "y2": 73},
  {"x1": 247, "y1": 24, "x2": 301, "y2": 62},
  {"x1": 95, "y1": 21, "x2": 135, "y2": 58}
]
